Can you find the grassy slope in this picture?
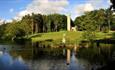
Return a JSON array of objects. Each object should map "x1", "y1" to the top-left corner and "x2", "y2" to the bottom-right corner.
[
  {"x1": 29, "y1": 31, "x2": 82, "y2": 44},
  {"x1": 29, "y1": 31, "x2": 115, "y2": 45}
]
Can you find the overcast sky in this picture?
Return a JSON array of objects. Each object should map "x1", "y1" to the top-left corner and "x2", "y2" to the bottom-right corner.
[{"x1": 0, "y1": 0, "x2": 111, "y2": 22}]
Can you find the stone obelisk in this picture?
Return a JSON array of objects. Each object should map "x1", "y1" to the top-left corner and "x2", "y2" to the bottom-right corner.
[{"x1": 67, "y1": 14, "x2": 71, "y2": 31}]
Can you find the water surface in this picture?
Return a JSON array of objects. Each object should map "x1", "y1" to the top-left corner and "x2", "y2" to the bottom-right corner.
[{"x1": 0, "y1": 44, "x2": 92, "y2": 70}]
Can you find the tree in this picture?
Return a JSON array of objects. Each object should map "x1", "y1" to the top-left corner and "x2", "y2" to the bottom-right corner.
[
  {"x1": 21, "y1": 14, "x2": 33, "y2": 34},
  {"x1": 32, "y1": 13, "x2": 43, "y2": 33},
  {"x1": 49, "y1": 14, "x2": 67, "y2": 31},
  {"x1": 0, "y1": 24, "x2": 7, "y2": 39},
  {"x1": 111, "y1": 14, "x2": 115, "y2": 30},
  {"x1": 42, "y1": 15, "x2": 48, "y2": 32},
  {"x1": 74, "y1": 15, "x2": 85, "y2": 31},
  {"x1": 74, "y1": 9, "x2": 111, "y2": 32},
  {"x1": 4, "y1": 21, "x2": 25, "y2": 40}
]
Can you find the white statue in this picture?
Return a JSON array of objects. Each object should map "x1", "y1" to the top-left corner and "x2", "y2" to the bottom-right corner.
[{"x1": 62, "y1": 33, "x2": 66, "y2": 44}]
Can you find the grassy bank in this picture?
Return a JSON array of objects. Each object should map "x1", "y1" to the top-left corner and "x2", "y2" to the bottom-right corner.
[
  {"x1": 28, "y1": 31, "x2": 115, "y2": 45},
  {"x1": 29, "y1": 31, "x2": 82, "y2": 45}
]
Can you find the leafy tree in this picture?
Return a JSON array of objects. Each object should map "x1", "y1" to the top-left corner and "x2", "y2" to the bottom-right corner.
[
  {"x1": 4, "y1": 21, "x2": 25, "y2": 40},
  {"x1": 32, "y1": 13, "x2": 43, "y2": 33},
  {"x1": 0, "y1": 24, "x2": 7, "y2": 39},
  {"x1": 48, "y1": 14, "x2": 67, "y2": 31},
  {"x1": 21, "y1": 14, "x2": 33, "y2": 34},
  {"x1": 111, "y1": 15, "x2": 115, "y2": 30},
  {"x1": 74, "y1": 9, "x2": 113, "y2": 32}
]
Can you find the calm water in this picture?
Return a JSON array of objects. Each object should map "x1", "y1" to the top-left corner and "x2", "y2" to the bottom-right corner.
[{"x1": 0, "y1": 44, "x2": 92, "y2": 70}]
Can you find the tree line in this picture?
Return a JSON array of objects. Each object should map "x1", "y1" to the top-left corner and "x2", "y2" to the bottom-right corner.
[
  {"x1": 0, "y1": 13, "x2": 72, "y2": 40},
  {"x1": 0, "y1": 9, "x2": 115, "y2": 40},
  {"x1": 74, "y1": 9, "x2": 115, "y2": 32}
]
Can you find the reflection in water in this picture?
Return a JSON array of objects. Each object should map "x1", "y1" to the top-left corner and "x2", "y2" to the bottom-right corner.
[
  {"x1": 27, "y1": 49, "x2": 91, "y2": 70},
  {"x1": 68, "y1": 50, "x2": 91, "y2": 70},
  {"x1": 28, "y1": 59, "x2": 68, "y2": 70},
  {"x1": 0, "y1": 52, "x2": 29, "y2": 70},
  {"x1": 0, "y1": 44, "x2": 92, "y2": 70},
  {"x1": 67, "y1": 49, "x2": 70, "y2": 65}
]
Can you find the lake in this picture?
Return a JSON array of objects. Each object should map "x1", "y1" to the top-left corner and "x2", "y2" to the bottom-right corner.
[{"x1": 0, "y1": 43, "x2": 93, "y2": 70}]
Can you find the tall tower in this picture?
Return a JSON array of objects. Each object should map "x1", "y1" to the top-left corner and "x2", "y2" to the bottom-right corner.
[{"x1": 67, "y1": 14, "x2": 71, "y2": 31}]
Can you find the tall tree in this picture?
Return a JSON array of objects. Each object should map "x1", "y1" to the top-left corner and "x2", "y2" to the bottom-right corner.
[
  {"x1": 21, "y1": 14, "x2": 33, "y2": 34},
  {"x1": 32, "y1": 13, "x2": 43, "y2": 33}
]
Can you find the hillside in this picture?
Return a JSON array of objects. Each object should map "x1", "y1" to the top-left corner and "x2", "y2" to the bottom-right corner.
[{"x1": 28, "y1": 31, "x2": 115, "y2": 45}]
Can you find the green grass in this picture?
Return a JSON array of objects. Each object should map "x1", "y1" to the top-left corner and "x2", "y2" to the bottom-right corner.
[
  {"x1": 29, "y1": 31, "x2": 82, "y2": 44},
  {"x1": 28, "y1": 31, "x2": 115, "y2": 45},
  {"x1": 96, "y1": 31, "x2": 115, "y2": 39}
]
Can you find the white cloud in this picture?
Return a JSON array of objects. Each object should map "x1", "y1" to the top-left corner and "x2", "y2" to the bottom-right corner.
[
  {"x1": 5, "y1": 19, "x2": 13, "y2": 23},
  {"x1": 0, "y1": 19, "x2": 13, "y2": 23},
  {"x1": 74, "y1": 0, "x2": 110, "y2": 18},
  {"x1": 75, "y1": 3, "x2": 94, "y2": 15},
  {"x1": 9, "y1": 8, "x2": 14, "y2": 13},
  {"x1": 29, "y1": 0, "x2": 69, "y2": 14},
  {"x1": 87, "y1": 0, "x2": 103, "y2": 6},
  {"x1": 107, "y1": 0, "x2": 112, "y2": 5},
  {"x1": 14, "y1": 0, "x2": 110, "y2": 20},
  {"x1": 75, "y1": 0, "x2": 104, "y2": 15},
  {"x1": 0, "y1": 19, "x2": 4, "y2": 25},
  {"x1": 15, "y1": 0, "x2": 69, "y2": 20},
  {"x1": 14, "y1": 10, "x2": 31, "y2": 20},
  {"x1": 83, "y1": 3, "x2": 94, "y2": 11}
]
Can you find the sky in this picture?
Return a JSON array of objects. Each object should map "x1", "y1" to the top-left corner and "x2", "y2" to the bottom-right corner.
[{"x1": 0, "y1": 0, "x2": 111, "y2": 22}]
